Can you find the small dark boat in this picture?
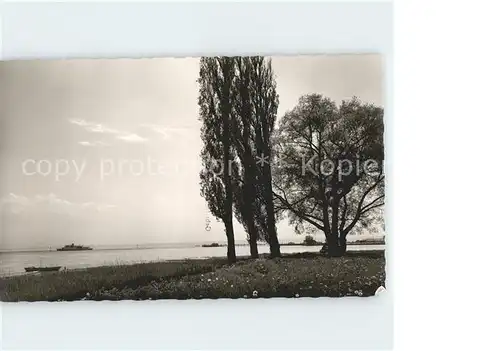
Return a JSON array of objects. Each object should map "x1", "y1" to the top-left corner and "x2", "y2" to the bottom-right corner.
[
  {"x1": 25, "y1": 266, "x2": 61, "y2": 272},
  {"x1": 201, "y1": 242, "x2": 222, "y2": 247}
]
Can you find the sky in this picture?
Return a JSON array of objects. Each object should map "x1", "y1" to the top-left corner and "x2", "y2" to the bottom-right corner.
[{"x1": 0, "y1": 55, "x2": 383, "y2": 250}]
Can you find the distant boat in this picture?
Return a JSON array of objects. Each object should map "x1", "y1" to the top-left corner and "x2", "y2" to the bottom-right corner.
[
  {"x1": 25, "y1": 266, "x2": 61, "y2": 272},
  {"x1": 201, "y1": 243, "x2": 223, "y2": 247},
  {"x1": 56, "y1": 243, "x2": 93, "y2": 251}
]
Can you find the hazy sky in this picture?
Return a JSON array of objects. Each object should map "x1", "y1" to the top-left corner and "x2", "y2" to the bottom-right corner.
[{"x1": 0, "y1": 55, "x2": 383, "y2": 250}]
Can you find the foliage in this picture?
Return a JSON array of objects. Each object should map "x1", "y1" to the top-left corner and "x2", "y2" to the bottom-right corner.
[
  {"x1": 303, "y1": 235, "x2": 317, "y2": 246},
  {"x1": 198, "y1": 56, "x2": 281, "y2": 258},
  {"x1": 198, "y1": 57, "x2": 239, "y2": 261},
  {"x1": 230, "y1": 57, "x2": 280, "y2": 255},
  {"x1": 273, "y1": 95, "x2": 384, "y2": 255}
]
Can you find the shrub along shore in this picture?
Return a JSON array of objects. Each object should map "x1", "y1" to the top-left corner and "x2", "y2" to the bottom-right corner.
[{"x1": 0, "y1": 251, "x2": 385, "y2": 302}]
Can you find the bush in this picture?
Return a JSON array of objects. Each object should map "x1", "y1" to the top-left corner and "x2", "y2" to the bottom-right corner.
[{"x1": 303, "y1": 235, "x2": 317, "y2": 246}]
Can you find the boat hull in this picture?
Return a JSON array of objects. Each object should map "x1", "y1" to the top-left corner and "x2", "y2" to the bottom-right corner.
[
  {"x1": 25, "y1": 266, "x2": 61, "y2": 272},
  {"x1": 56, "y1": 246, "x2": 92, "y2": 251}
]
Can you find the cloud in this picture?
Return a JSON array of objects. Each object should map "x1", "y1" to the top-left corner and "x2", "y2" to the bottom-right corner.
[
  {"x1": 69, "y1": 119, "x2": 149, "y2": 144},
  {"x1": 1, "y1": 193, "x2": 30, "y2": 205},
  {"x1": 115, "y1": 134, "x2": 148, "y2": 143},
  {"x1": 0, "y1": 193, "x2": 30, "y2": 214},
  {"x1": 69, "y1": 119, "x2": 121, "y2": 134},
  {"x1": 81, "y1": 202, "x2": 117, "y2": 212},
  {"x1": 140, "y1": 124, "x2": 196, "y2": 141},
  {"x1": 1, "y1": 193, "x2": 117, "y2": 215},
  {"x1": 78, "y1": 141, "x2": 111, "y2": 147}
]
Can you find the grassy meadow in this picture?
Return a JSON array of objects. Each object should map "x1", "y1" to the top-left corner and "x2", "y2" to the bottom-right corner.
[{"x1": 0, "y1": 251, "x2": 385, "y2": 302}]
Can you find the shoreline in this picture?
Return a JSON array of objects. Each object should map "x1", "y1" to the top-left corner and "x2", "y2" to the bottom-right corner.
[
  {"x1": 0, "y1": 251, "x2": 385, "y2": 302},
  {"x1": 0, "y1": 249, "x2": 385, "y2": 278}
]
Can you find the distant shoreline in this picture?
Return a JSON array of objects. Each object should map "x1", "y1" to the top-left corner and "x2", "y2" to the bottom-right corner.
[{"x1": 0, "y1": 241, "x2": 385, "y2": 254}]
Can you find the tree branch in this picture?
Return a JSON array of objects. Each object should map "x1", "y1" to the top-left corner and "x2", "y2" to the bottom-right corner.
[
  {"x1": 341, "y1": 176, "x2": 384, "y2": 236},
  {"x1": 272, "y1": 191, "x2": 325, "y2": 231}
]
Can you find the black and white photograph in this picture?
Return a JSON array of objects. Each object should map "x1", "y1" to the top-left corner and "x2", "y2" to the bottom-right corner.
[{"x1": 0, "y1": 55, "x2": 385, "y2": 302}]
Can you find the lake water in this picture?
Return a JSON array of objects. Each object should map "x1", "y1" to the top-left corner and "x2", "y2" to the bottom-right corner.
[{"x1": 0, "y1": 244, "x2": 385, "y2": 276}]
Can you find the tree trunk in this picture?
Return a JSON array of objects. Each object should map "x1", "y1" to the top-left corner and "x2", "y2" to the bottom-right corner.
[
  {"x1": 321, "y1": 228, "x2": 340, "y2": 257},
  {"x1": 221, "y1": 60, "x2": 236, "y2": 264},
  {"x1": 238, "y1": 69, "x2": 260, "y2": 259},
  {"x1": 245, "y1": 217, "x2": 259, "y2": 258},
  {"x1": 253, "y1": 63, "x2": 280, "y2": 258},
  {"x1": 337, "y1": 235, "x2": 347, "y2": 256},
  {"x1": 241, "y1": 160, "x2": 259, "y2": 258},
  {"x1": 321, "y1": 235, "x2": 346, "y2": 256},
  {"x1": 322, "y1": 204, "x2": 333, "y2": 256},
  {"x1": 268, "y1": 226, "x2": 281, "y2": 257},
  {"x1": 267, "y1": 214, "x2": 281, "y2": 257},
  {"x1": 263, "y1": 161, "x2": 281, "y2": 258},
  {"x1": 249, "y1": 232, "x2": 259, "y2": 259},
  {"x1": 244, "y1": 197, "x2": 259, "y2": 259},
  {"x1": 333, "y1": 230, "x2": 348, "y2": 256},
  {"x1": 329, "y1": 197, "x2": 346, "y2": 257},
  {"x1": 329, "y1": 232, "x2": 344, "y2": 257},
  {"x1": 223, "y1": 152, "x2": 236, "y2": 263},
  {"x1": 225, "y1": 218, "x2": 237, "y2": 263},
  {"x1": 223, "y1": 145, "x2": 235, "y2": 264}
]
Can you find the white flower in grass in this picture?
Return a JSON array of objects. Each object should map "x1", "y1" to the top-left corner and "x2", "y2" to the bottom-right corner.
[
  {"x1": 207, "y1": 278, "x2": 211, "y2": 282},
  {"x1": 243, "y1": 295, "x2": 248, "y2": 298},
  {"x1": 86, "y1": 292, "x2": 90, "y2": 297},
  {"x1": 295, "y1": 293, "x2": 300, "y2": 298},
  {"x1": 252, "y1": 290, "x2": 258, "y2": 297}
]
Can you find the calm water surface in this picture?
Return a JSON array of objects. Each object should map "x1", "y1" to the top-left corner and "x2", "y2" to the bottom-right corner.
[{"x1": 0, "y1": 244, "x2": 385, "y2": 276}]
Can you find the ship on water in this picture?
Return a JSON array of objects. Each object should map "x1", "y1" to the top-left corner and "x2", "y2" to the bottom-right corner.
[{"x1": 56, "y1": 243, "x2": 93, "y2": 251}]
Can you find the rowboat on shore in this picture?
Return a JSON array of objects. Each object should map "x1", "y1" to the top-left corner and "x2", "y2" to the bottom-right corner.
[{"x1": 25, "y1": 266, "x2": 62, "y2": 272}]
